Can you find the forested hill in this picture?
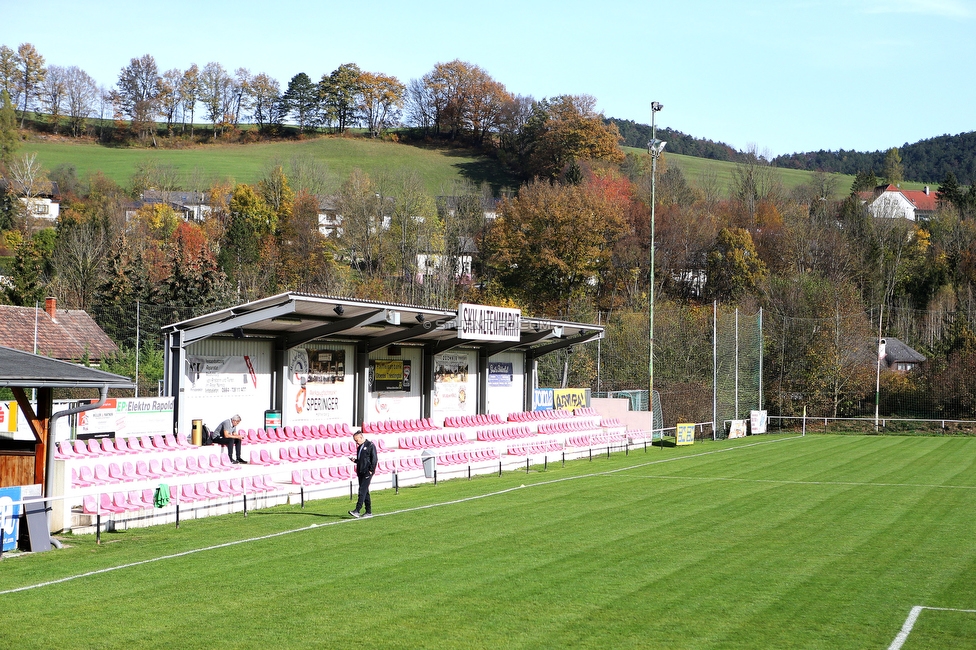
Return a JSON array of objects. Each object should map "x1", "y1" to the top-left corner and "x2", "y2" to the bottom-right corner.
[
  {"x1": 609, "y1": 118, "x2": 750, "y2": 163},
  {"x1": 611, "y1": 115, "x2": 976, "y2": 185},
  {"x1": 771, "y1": 131, "x2": 976, "y2": 184}
]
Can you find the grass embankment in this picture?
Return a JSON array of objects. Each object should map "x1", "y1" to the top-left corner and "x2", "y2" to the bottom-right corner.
[
  {"x1": 21, "y1": 135, "x2": 517, "y2": 196},
  {"x1": 2, "y1": 434, "x2": 975, "y2": 648}
]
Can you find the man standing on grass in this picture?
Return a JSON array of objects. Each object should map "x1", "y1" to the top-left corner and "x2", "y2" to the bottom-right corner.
[{"x1": 349, "y1": 431, "x2": 377, "y2": 518}]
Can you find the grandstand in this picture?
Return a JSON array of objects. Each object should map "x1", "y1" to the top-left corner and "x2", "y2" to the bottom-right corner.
[{"x1": 56, "y1": 406, "x2": 651, "y2": 534}]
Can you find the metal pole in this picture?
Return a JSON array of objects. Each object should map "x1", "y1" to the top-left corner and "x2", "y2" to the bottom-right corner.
[
  {"x1": 713, "y1": 300, "x2": 718, "y2": 440},
  {"x1": 758, "y1": 307, "x2": 763, "y2": 411},
  {"x1": 735, "y1": 308, "x2": 740, "y2": 420},
  {"x1": 648, "y1": 102, "x2": 663, "y2": 450},
  {"x1": 875, "y1": 304, "x2": 884, "y2": 432},
  {"x1": 135, "y1": 301, "x2": 140, "y2": 398}
]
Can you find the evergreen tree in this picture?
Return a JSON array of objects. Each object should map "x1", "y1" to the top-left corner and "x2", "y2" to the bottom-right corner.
[
  {"x1": 882, "y1": 147, "x2": 904, "y2": 185},
  {"x1": 282, "y1": 73, "x2": 319, "y2": 133},
  {"x1": 0, "y1": 89, "x2": 17, "y2": 170},
  {"x1": 937, "y1": 171, "x2": 964, "y2": 211},
  {"x1": 5, "y1": 238, "x2": 46, "y2": 306}
]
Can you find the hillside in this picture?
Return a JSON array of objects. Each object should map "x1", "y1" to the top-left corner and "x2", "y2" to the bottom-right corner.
[
  {"x1": 17, "y1": 135, "x2": 872, "y2": 201},
  {"x1": 19, "y1": 135, "x2": 518, "y2": 196}
]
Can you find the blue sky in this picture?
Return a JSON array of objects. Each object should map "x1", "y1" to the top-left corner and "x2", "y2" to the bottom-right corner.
[{"x1": 2, "y1": 0, "x2": 973, "y2": 157}]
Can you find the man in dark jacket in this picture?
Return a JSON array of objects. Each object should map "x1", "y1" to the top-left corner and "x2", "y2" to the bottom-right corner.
[{"x1": 348, "y1": 431, "x2": 377, "y2": 518}]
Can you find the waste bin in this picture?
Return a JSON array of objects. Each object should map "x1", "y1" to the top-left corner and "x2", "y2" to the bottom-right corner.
[
  {"x1": 421, "y1": 450, "x2": 436, "y2": 479},
  {"x1": 191, "y1": 419, "x2": 203, "y2": 446}
]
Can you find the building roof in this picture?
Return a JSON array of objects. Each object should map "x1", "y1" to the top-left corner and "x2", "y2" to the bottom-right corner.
[
  {"x1": 882, "y1": 337, "x2": 926, "y2": 365},
  {"x1": 0, "y1": 345, "x2": 133, "y2": 389},
  {"x1": 0, "y1": 300, "x2": 118, "y2": 362},
  {"x1": 860, "y1": 185, "x2": 939, "y2": 214}
]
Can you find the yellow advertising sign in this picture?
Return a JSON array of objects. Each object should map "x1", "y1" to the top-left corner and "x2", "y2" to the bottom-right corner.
[
  {"x1": 553, "y1": 388, "x2": 586, "y2": 411},
  {"x1": 676, "y1": 422, "x2": 695, "y2": 446}
]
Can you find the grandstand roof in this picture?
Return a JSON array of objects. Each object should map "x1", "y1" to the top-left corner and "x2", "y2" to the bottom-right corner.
[
  {"x1": 161, "y1": 292, "x2": 603, "y2": 356},
  {"x1": 0, "y1": 345, "x2": 134, "y2": 389}
]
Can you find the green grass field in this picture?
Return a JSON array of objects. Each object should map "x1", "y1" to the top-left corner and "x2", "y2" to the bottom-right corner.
[
  {"x1": 3, "y1": 434, "x2": 975, "y2": 649},
  {"x1": 20, "y1": 135, "x2": 517, "y2": 196}
]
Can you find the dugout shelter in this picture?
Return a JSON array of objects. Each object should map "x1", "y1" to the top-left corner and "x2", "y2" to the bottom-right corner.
[{"x1": 162, "y1": 293, "x2": 604, "y2": 437}]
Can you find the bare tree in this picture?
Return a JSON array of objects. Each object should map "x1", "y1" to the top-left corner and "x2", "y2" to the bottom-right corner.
[
  {"x1": 16, "y1": 43, "x2": 46, "y2": 128},
  {"x1": 50, "y1": 220, "x2": 111, "y2": 310},
  {"x1": 39, "y1": 64, "x2": 67, "y2": 133},
  {"x1": 64, "y1": 66, "x2": 98, "y2": 136},
  {"x1": 9, "y1": 152, "x2": 47, "y2": 233}
]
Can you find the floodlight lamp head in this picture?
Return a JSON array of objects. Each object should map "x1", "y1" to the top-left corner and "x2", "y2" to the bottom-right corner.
[
  {"x1": 647, "y1": 139, "x2": 667, "y2": 156},
  {"x1": 333, "y1": 305, "x2": 344, "y2": 316},
  {"x1": 651, "y1": 101, "x2": 663, "y2": 112}
]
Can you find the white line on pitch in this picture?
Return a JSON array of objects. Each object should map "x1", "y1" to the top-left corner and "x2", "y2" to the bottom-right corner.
[
  {"x1": 889, "y1": 605, "x2": 976, "y2": 650},
  {"x1": 0, "y1": 434, "x2": 803, "y2": 597},
  {"x1": 619, "y1": 474, "x2": 976, "y2": 491}
]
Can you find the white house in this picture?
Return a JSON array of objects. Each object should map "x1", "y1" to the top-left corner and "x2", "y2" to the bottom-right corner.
[{"x1": 861, "y1": 184, "x2": 938, "y2": 221}]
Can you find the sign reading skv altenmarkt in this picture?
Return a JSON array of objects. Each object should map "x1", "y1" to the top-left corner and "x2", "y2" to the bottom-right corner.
[{"x1": 457, "y1": 303, "x2": 521, "y2": 342}]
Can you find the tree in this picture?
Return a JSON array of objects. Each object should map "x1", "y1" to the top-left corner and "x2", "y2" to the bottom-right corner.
[
  {"x1": 730, "y1": 145, "x2": 781, "y2": 226},
  {"x1": 63, "y1": 66, "x2": 98, "y2": 136},
  {"x1": 5, "y1": 238, "x2": 46, "y2": 306},
  {"x1": 0, "y1": 89, "x2": 17, "y2": 169},
  {"x1": 336, "y1": 168, "x2": 384, "y2": 278},
  {"x1": 15, "y1": 43, "x2": 46, "y2": 128},
  {"x1": 882, "y1": 147, "x2": 904, "y2": 185},
  {"x1": 50, "y1": 218, "x2": 111, "y2": 310},
  {"x1": 358, "y1": 71, "x2": 404, "y2": 137},
  {"x1": 320, "y1": 63, "x2": 361, "y2": 133},
  {"x1": 279, "y1": 190, "x2": 343, "y2": 293},
  {"x1": 198, "y1": 62, "x2": 232, "y2": 137},
  {"x1": 112, "y1": 54, "x2": 161, "y2": 140},
  {"x1": 219, "y1": 184, "x2": 276, "y2": 299},
  {"x1": 522, "y1": 95, "x2": 625, "y2": 179},
  {"x1": 283, "y1": 72, "x2": 319, "y2": 134},
  {"x1": 39, "y1": 64, "x2": 66, "y2": 133},
  {"x1": 0, "y1": 46, "x2": 17, "y2": 102},
  {"x1": 9, "y1": 152, "x2": 46, "y2": 233},
  {"x1": 258, "y1": 162, "x2": 294, "y2": 224},
  {"x1": 486, "y1": 179, "x2": 628, "y2": 313},
  {"x1": 250, "y1": 72, "x2": 283, "y2": 133},
  {"x1": 179, "y1": 64, "x2": 199, "y2": 135},
  {"x1": 164, "y1": 221, "x2": 229, "y2": 319},
  {"x1": 704, "y1": 227, "x2": 768, "y2": 301},
  {"x1": 231, "y1": 67, "x2": 252, "y2": 127},
  {"x1": 384, "y1": 171, "x2": 441, "y2": 302},
  {"x1": 158, "y1": 68, "x2": 183, "y2": 135},
  {"x1": 937, "y1": 171, "x2": 964, "y2": 212}
]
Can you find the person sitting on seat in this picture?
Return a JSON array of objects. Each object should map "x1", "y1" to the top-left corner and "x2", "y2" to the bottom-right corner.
[{"x1": 211, "y1": 414, "x2": 247, "y2": 464}]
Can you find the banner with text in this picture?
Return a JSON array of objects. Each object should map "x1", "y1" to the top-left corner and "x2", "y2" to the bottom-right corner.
[
  {"x1": 533, "y1": 388, "x2": 554, "y2": 411},
  {"x1": 0, "y1": 486, "x2": 22, "y2": 552},
  {"x1": 676, "y1": 423, "x2": 695, "y2": 446},
  {"x1": 77, "y1": 397, "x2": 175, "y2": 437},
  {"x1": 186, "y1": 356, "x2": 259, "y2": 397},
  {"x1": 457, "y1": 303, "x2": 521, "y2": 341},
  {"x1": 287, "y1": 348, "x2": 352, "y2": 425},
  {"x1": 433, "y1": 352, "x2": 472, "y2": 414},
  {"x1": 553, "y1": 388, "x2": 587, "y2": 411}
]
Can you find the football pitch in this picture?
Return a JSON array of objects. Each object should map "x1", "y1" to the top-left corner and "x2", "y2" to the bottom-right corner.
[{"x1": 3, "y1": 433, "x2": 976, "y2": 649}]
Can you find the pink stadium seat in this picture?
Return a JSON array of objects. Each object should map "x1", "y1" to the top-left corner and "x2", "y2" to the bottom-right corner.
[
  {"x1": 99, "y1": 492, "x2": 126, "y2": 514},
  {"x1": 93, "y1": 463, "x2": 114, "y2": 484},
  {"x1": 341, "y1": 423, "x2": 352, "y2": 435},
  {"x1": 259, "y1": 449, "x2": 281, "y2": 465},
  {"x1": 129, "y1": 490, "x2": 153, "y2": 509},
  {"x1": 148, "y1": 459, "x2": 165, "y2": 478},
  {"x1": 175, "y1": 432, "x2": 193, "y2": 448},
  {"x1": 220, "y1": 479, "x2": 244, "y2": 495},
  {"x1": 219, "y1": 454, "x2": 236, "y2": 470},
  {"x1": 160, "y1": 457, "x2": 181, "y2": 476},
  {"x1": 108, "y1": 462, "x2": 126, "y2": 482},
  {"x1": 114, "y1": 492, "x2": 141, "y2": 512},
  {"x1": 180, "y1": 484, "x2": 201, "y2": 503}
]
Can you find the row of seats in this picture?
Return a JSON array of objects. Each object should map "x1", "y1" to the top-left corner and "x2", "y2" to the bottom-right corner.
[
  {"x1": 507, "y1": 410, "x2": 573, "y2": 422},
  {"x1": 537, "y1": 419, "x2": 600, "y2": 434},
  {"x1": 476, "y1": 426, "x2": 533, "y2": 442},
  {"x1": 275, "y1": 440, "x2": 394, "y2": 465},
  {"x1": 55, "y1": 435, "x2": 193, "y2": 460},
  {"x1": 574, "y1": 407, "x2": 599, "y2": 417},
  {"x1": 507, "y1": 441, "x2": 563, "y2": 456},
  {"x1": 240, "y1": 423, "x2": 353, "y2": 444},
  {"x1": 436, "y1": 449, "x2": 500, "y2": 465},
  {"x1": 590, "y1": 432, "x2": 629, "y2": 445},
  {"x1": 398, "y1": 432, "x2": 467, "y2": 449},
  {"x1": 360, "y1": 418, "x2": 438, "y2": 434},
  {"x1": 71, "y1": 454, "x2": 238, "y2": 488},
  {"x1": 81, "y1": 476, "x2": 278, "y2": 514},
  {"x1": 443, "y1": 414, "x2": 505, "y2": 428},
  {"x1": 600, "y1": 417, "x2": 623, "y2": 427},
  {"x1": 290, "y1": 466, "x2": 354, "y2": 485}
]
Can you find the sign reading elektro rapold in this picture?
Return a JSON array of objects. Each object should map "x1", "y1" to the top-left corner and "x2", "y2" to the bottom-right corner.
[{"x1": 457, "y1": 303, "x2": 521, "y2": 341}]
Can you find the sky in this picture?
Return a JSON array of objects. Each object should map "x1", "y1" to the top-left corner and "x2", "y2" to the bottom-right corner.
[{"x1": 2, "y1": 0, "x2": 974, "y2": 157}]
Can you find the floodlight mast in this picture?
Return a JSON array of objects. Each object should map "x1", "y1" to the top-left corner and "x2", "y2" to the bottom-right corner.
[{"x1": 647, "y1": 101, "x2": 665, "y2": 447}]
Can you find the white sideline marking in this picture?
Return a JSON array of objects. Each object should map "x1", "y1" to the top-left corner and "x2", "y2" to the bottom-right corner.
[
  {"x1": 889, "y1": 606, "x2": 976, "y2": 649},
  {"x1": 623, "y1": 474, "x2": 976, "y2": 491},
  {"x1": 0, "y1": 435, "x2": 801, "y2": 597}
]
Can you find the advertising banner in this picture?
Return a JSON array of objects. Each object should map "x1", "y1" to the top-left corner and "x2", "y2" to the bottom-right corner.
[
  {"x1": 533, "y1": 388, "x2": 554, "y2": 411},
  {"x1": 0, "y1": 401, "x2": 17, "y2": 432},
  {"x1": 433, "y1": 353, "x2": 471, "y2": 413},
  {"x1": 289, "y1": 348, "x2": 350, "y2": 424},
  {"x1": 676, "y1": 423, "x2": 695, "y2": 446},
  {"x1": 186, "y1": 356, "x2": 259, "y2": 396},
  {"x1": 77, "y1": 397, "x2": 175, "y2": 438},
  {"x1": 487, "y1": 361, "x2": 513, "y2": 386},
  {"x1": 457, "y1": 303, "x2": 521, "y2": 341},
  {"x1": 0, "y1": 486, "x2": 22, "y2": 552},
  {"x1": 553, "y1": 388, "x2": 587, "y2": 411},
  {"x1": 750, "y1": 410, "x2": 768, "y2": 434},
  {"x1": 370, "y1": 359, "x2": 410, "y2": 392},
  {"x1": 728, "y1": 420, "x2": 747, "y2": 439}
]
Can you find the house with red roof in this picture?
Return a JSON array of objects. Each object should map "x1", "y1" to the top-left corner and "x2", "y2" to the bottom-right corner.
[
  {"x1": 0, "y1": 297, "x2": 118, "y2": 364},
  {"x1": 860, "y1": 184, "x2": 939, "y2": 221}
]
